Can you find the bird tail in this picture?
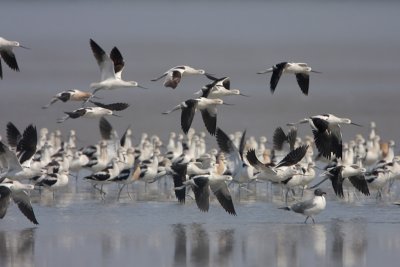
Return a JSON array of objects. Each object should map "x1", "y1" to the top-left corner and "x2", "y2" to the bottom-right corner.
[{"x1": 278, "y1": 207, "x2": 291, "y2": 211}]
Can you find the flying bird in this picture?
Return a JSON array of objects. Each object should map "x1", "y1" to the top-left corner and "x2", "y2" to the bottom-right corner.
[
  {"x1": 42, "y1": 89, "x2": 96, "y2": 109},
  {"x1": 195, "y1": 75, "x2": 249, "y2": 98},
  {"x1": 162, "y1": 97, "x2": 228, "y2": 135},
  {"x1": 288, "y1": 113, "x2": 361, "y2": 159},
  {"x1": 151, "y1": 65, "x2": 208, "y2": 89},
  {"x1": 89, "y1": 39, "x2": 147, "y2": 96},
  {"x1": 0, "y1": 37, "x2": 29, "y2": 79},
  {"x1": 177, "y1": 174, "x2": 237, "y2": 215},
  {"x1": 257, "y1": 62, "x2": 321, "y2": 95},
  {"x1": 0, "y1": 179, "x2": 38, "y2": 225},
  {"x1": 57, "y1": 101, "x2": 129, "y2": 123}
]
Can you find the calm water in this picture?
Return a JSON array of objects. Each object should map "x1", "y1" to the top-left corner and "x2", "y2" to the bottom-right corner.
[
  {"x1": 1, "y1": 1, "x2": 400, "y2": 266},
  {"x1": 1, "y1": 178, "x2": 400, "y2": 267}
]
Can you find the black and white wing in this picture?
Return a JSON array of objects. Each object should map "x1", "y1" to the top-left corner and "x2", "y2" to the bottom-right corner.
[{"x1": 270, "y1": 62, "x2": 287, "y2": 93}]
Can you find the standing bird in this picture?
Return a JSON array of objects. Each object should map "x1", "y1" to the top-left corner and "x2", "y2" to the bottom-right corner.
[
  {"x1": 279, "y1": 188, "x2": 326, "y2": 224},
  {"x1": 0, "y1": 37, "x2": 29, "y2": 79},
  {"x1": 42, "y1": 89, "x2": 95, "y2": 109},
  {"x1": 151, "y1": 65, "x2": 208, "y2": 89},
  {"x1": 288, "y1": 114, "x2": 361, "y2": 159},
  {"x1": 257, "y1": 62, "x2": 321, "y2": 95},
  {"x1": 57, "y1": 101, "x2": 129, "y2": 123},
  {"x1": 162, "y1": 98, "x2": 228, "y2": 135},
  {"x1": 89, "y1": 39, "x2": 147, "y2": 96}
]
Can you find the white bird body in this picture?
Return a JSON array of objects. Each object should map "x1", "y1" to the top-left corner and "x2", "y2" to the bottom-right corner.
[
  {"x1": 280, "y1": 189, "x2": 326, "y2": 223},
  {"x1": 42, "y1": 89, "x2": 93, "y2": 109},
  {"x1": 151, "y1": 65, "x2": 206, "y2": 89},
  {"x1": 257, "y1": 62, "x2": 320, "y2": 95},
  {"x1": 89, "y1": 39, "x2": 146, "y2": 95},
  {"x1": 163, "y1": 97, "x2": 226, "y2": 135}
]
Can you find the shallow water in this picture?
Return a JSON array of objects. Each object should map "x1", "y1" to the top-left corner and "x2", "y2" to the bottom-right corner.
[
  {"x1": 1, "y1": 1, "x2": 400, "y2": 266},
  {"x1": 2, "y1": 179, "x2": 400, "y2": 267}
]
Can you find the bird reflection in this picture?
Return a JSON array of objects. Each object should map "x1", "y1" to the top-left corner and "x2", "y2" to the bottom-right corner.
[
  {"x1": 172, "y1": 224, "x2": 187, "y2": 267},
  {"x1": 216, "y1": 229, "x2": 235, "y2": 266},
  {"x1": 0, "y1": 228, "x2": 36, "y2": 266},
  {"x1": 190, "y1": 223, "x2": 210, "y2": 267},
  {"x1": 330, "y1": 219, "x2": 368, "y2": 267}
]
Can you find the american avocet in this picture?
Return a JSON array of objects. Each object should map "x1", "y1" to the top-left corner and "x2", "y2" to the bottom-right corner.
[
  {"x1": 84, "y1": 158, "x2": 120, "y2": 199},
  {"x1": 279, "y1": 188, "x2": 326, "y2": 224},
  {"x1": 35, "y1": 169, "x2": 69, "y2": 198},
  {"x1": 366, "y1": 168, "x2": 390, "y2": 199},
  {"x1": 246, "y1": 146, "x2": 307, "y2": 192},
  {"x1": 273, "y1": 126, "x2": 297, "y2": 152},
  {"x1": 162, "y1": 97, "x2": 228, "y2": 135},
  {"x1": 151, "y1": 65, "x2": 208, "y2": 89},
  {"x1": 0, "y1": 37, "x2": 29, "y2": 79},
  {"x1": 42, "y1": 89, "x2": 95, "y2": 109},
  {"x1": 178, "y1": 174, "x2": 236, "y2": 215},
  {"x1": 0, "y1": 179, "x2": 38, "y2": 224},
  {"x1": 215, "y1": 128, "x2": 256, "y2": 187},
  {"x1": 288, "y1": 114, "x2": 362, "y2": 160},
  {"x1": 313, "y1": 164, "x2": 369, "y2": 198},
  {"x1": 57, "y1": 101, "x2": 129, "y2": 123},
  {"x1": 6, "y1": 123, "x2": 37, "y2": 165},
  {"x1": 196, "y1": 75, "x2": 249, "y2": 98},
  {"x1": 257, "y1": 62, "x2": 321, "y2": 95},
  {"x1": 0, "y1": 126, "x2": 41, "y2": 182},
  {"x1": 89, "y1": 39, "x2": 147, "y2": 96}
]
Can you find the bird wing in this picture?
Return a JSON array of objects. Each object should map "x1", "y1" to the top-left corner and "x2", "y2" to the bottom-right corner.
[
  {"x1": 99, "y1": 117, "x2": 113, "y2": 140},
  {"x1": 0, "y1": 186, "x2": 12, "y2": 219},
  {"x1": 348, "y1": 174, "x2": 370, "y2": 196},
  {"x1": 180, "y1": 100, "x2": 198, "y2": 134},
  {"x1": 91, "y1": 101, "x2": 129, "y2": 111},
  {"x1": 6, "y1": 122, "x2": 22, "y2": 148},
  {"x1": 0, "y1": 58, "x2": 2, "y2": 79},
  {"x1": 273, "y1": 127, "x2": 287, "y2": 151},
  {"x1": 270, "y1": 62, "x2": 286, "y2": 93},
  {"x1": 12, "y1": 190, "x2": 39, "y2": 224},
  {"x1": 328, "y1": 166, "x2": 345, "y2": 198},
  {"x1": 221, "y1": 77, "x2": 231, "y2": 90},
  {"x1": 246, "y1": 150, "x2": 276, "y2": 177},
  {"x1": 295, "y1": 73, "x2": 310, "y2": 95},
  {"x1": 192, "y1": 176, "x2": 210, "y2": 212},
  {"x1": 238, "y1": 130, "x2": 247, "y2": 161},
  {"x1": 290, "y1": 198, "x2": 316, "y2": 214},
  {"x1": 329, "y1": 124, "x2": 343, "y2": 159},
  {"x1": 164, "y1": 70, "x2": 182, "y2": 89},
  {"x1": 200, "y1": 107, "x2": 217, "y2": 135},
  {"x1": 209, "y1": 180, "x2": 236, "y2": 215},
  {"x1": 171, "y1": 162, "x2": 188, "y2": 203},
  {"x1": 109, "y1": 46, "x2": 125, "y2": 79},
  {"x1": 216, "y1": 128, "x2": 242, "y2": 178},
  {"x1": 65, "y1": 108, "x2": 87, "y2": 119},
  {"x1": 16, "y1": 124, "x2": 37, "y2": 165},
  {"x1": 120, "y1": 127, "x2": 130, "y2": 147},
  {"x1": 0, "y1": 141, "x2": 23, "y2": 173},
  {"x1": 275, "y1": 145, "x2": 308, "y2": 168},
  {"x1": 89, "y1": 39, "x2": 115, "y2": 81},
  {"x1": 0, "y1": 50, "x2": 19, "y2": 71}
]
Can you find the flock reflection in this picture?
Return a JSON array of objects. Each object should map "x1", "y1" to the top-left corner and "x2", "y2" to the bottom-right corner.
[{"x1": 1, "y1": 220, "x2": 399, "y2": 267}]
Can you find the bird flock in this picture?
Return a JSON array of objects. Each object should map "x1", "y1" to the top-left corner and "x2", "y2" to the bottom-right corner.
[{"x1": 1, "y1": 36, "x2": 399, "y2": 225}]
